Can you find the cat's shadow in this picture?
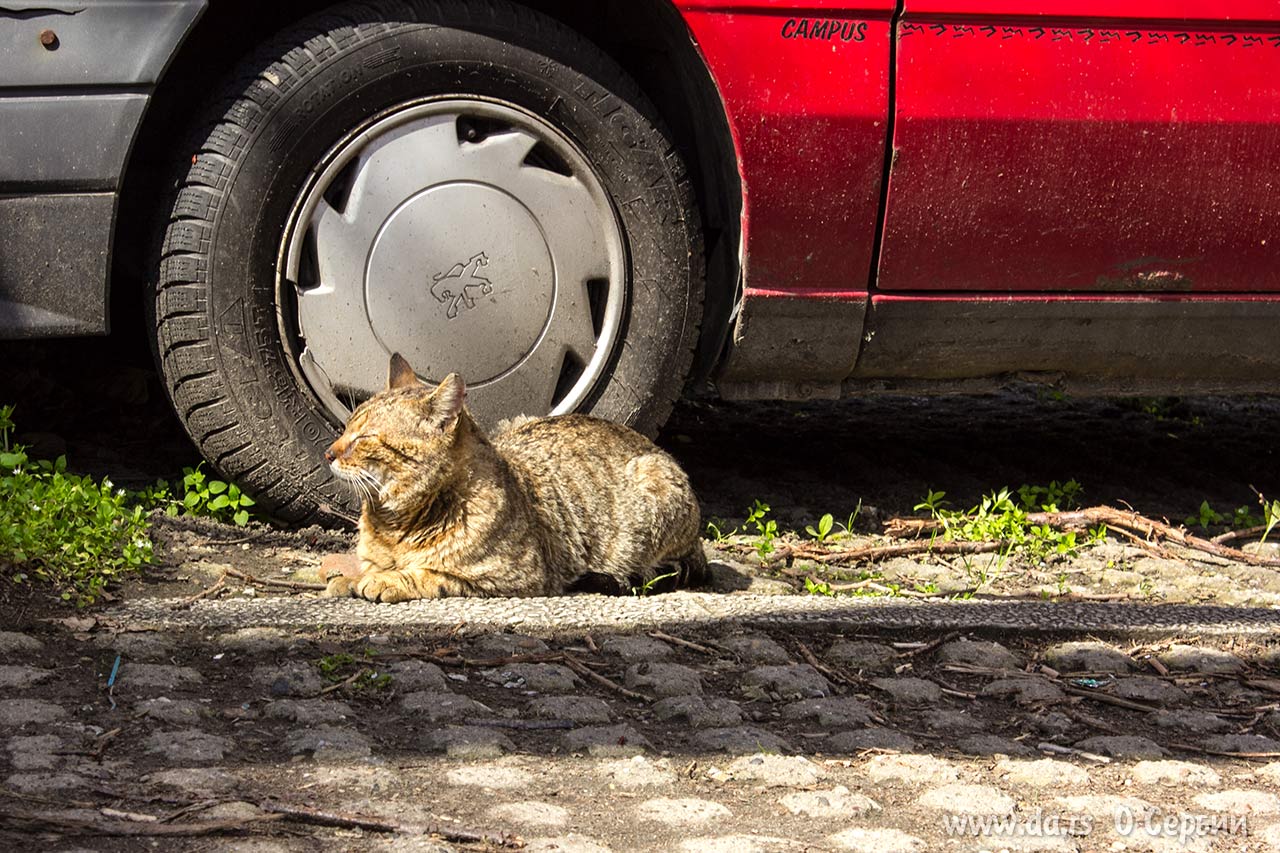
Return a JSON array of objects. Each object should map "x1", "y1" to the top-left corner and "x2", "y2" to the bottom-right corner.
[{"x1": 706, "y1": 560, "x2": 753, "y2": 592}]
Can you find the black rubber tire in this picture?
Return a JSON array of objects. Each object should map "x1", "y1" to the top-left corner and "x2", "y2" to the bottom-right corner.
[{"x1": 153, "y1": 0, "x2": 704, "y2": 527}]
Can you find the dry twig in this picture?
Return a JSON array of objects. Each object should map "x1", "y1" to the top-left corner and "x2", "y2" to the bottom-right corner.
[
  {"x1": 258, "y1": 800, "x2": 524, "y2": 847},
  {"x1": 0, "y1": 806, "x2": 281, "y2": 837},
  {"x1": 169, "y1": 573, "x2": 227, "y2": 609},
  {"x1": 649, "y1": 631, "x2": 718, "y2": 656},
  {"x1": 561, "y1": 653, "x2": 652, "y2": 703}
]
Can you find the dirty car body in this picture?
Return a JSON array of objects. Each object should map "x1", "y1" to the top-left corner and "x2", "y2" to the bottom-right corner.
[{"x1": 3, "y1": 0, "x2": 1278, "y2": 523}]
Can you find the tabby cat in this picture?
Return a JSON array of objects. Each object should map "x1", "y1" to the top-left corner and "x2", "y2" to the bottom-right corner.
[{"x1": 322, "y1": 354, "x2": 708, "y2": 601}]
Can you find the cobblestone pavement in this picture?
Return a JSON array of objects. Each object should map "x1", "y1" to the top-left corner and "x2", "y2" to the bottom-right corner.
[{"x1": 3, "y1": 607, "x2": 1279, "y2": 852}]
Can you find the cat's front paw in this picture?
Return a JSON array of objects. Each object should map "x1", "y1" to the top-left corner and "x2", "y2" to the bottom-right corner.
[
  {"x1": 354, "y1": 571, "x2": 417, "y2": 603},
  {"x1": 321, "y1": 575, "x2": 357, "y2": 598}
]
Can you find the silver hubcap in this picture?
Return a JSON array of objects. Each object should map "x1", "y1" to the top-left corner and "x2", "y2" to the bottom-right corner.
[{"x1": 279, "y1": 99, "x2": 626, "y2": 426}]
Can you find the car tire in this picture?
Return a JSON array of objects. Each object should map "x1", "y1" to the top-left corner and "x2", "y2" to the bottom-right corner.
[{"x1": 153, "y1": 0, "x2": 704, "y2": 526}]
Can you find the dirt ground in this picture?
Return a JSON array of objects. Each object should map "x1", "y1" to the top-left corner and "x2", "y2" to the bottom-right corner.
[{"x1": 3, "y1": 337, "x2": 1280, "y2": 608}]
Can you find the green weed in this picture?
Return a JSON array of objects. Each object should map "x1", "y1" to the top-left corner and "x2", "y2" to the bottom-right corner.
[
  {"x1": 704, "y1": 518, "x2": 735, "y2": 543},
  {"x1": 805, "y1": 513, "x2": 835, "y2": 542},
  {"x1": 915, "y1": 481, "x2": 1096, "y2": 561},
  {"x1": 181, "y1": 463, "x2": 256, "y2": 526},
  {"x1": 316, "y1": 650, "x2": 393, "y2": 693},
  {"x1": 1185, "y1": 500, "x2": 1225, "y2": 531},
  {"x1": 0, "y1": 406, "x2": 152, "y2": 606},
  {"x1": 745, "y1": 499, "x2": 778, "y2": 561},
  {"x1": 631, "y1": 570, "x2": 679, "y2": 596}
]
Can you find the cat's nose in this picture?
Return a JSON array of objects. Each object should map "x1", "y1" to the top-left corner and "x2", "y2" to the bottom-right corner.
[{"x1": 324, "y1": 448, "x2": 336, "y2": 463}]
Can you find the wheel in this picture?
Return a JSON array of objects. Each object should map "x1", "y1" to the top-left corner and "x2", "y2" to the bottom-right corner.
[{"x1": 154, "y1": 0, "x2": 704, "y2": 525}]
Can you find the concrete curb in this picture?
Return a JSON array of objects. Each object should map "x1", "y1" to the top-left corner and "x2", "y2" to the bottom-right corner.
[{"x1": 110, "y1": 592, "x2": 1280, "y2": 638}]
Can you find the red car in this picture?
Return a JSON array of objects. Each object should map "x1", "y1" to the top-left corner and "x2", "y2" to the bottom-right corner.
[{"x1": 6, "y1": 1, "x2": 1279, "y2": 524}]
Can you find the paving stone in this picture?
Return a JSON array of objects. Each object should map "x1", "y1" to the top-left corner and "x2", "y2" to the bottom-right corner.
[
  {"x1": 220, "y1": 841, "x2": 303, "y2": 853},
  {"x1": 1259, "y1": 762, "x2": 1280, "y2": 784},
  {"x1": 781, "y1": 697, "x2": 873, "y2": 727},
  {"x1": 870, "y1": 676, "x2": 941, "y2": 706},
  {"x1": 956, "y1": 734, "x2": 1037, "y2": 757},
  {"x1": 143, "y1": 729, "x2": 233, "y2": 764},
  {"x1": 917, "y1": 783, "x2": 1016, "y2": 815},
  {"x1": 6, "y1": 771, "x2": 87, "y2": 792},
  {"x1": 827, "y1": 827, "x2": 927, "y2": 852},
  {"x1": 446, "y1": 764, "x2": 534, "y2": 788},
  {"x1": 95, "y1": 632, "x2": 177, "y2": 661},
  {"x1": 215, "y1": 627, "x2": 298, "y2": 653},
  {"x1": 385, "y1": 660, "x2": 448, "y2": 692},
  {"x1": 981, "y1": 677, "x2": 1065, "y2": 705},
  {"x1": 652, "y1": 695, "x2": 742, "y2": 728},
  {"x1": 1131, "y1": 760, "x2": 1221, "y2": 787},
  {"x1": 679, "y1": 836, "x2": 807, "y2": 853},
  {"x1": 635, "y1": 797, "x2": 732, "y2": 825},
  {"x1": 598, "y1": 756, "x2": 678, "y2": 788},
  {"x1": 252, "y1": 663, "x2": 323, "y2": 697},
  {"x1": 864, "y1": 754, "x2": 959, "y2": 785},
  {"x1": 382, "y1": 839, "x2": 457, "y2": 853},
  {"x1": 724, "y1": 753, "x2": 823, "y2": 787},
  {"x1": 525, "y1": 835, "x2": 611, "y2": 853},
  {"x1": 120, "y1": 663, "x2": 204, "y2": 689},
  {"x1": 285, "y1": 725, "x2": 372, "y2": 760},
  {"x1": 425, "y1": 727, "x2": 513, "y2": 758},
  {"x1": 936, "y1": 639, "x2": 1023, "y2": 670},
  {"x1": 487, "y1": 801, "x2": 569, "y2": 828},
  {"x1": 401, "y1": 691, "x2": 492, "y2": 722},
  {"x1": 135, "y1": 697, "x2": 209, "y2": 724},
  {"x1": 922, "y1": 709, "x2": 985, "y2": 733},
  {"x1": 264, "y1": 698, "x2": 354, "y2": 724},
  {"x1": 977, "y1": 839, "x2": 1080, "y2": 853},
  {"x1": 825, "y1": 640, "x2": 897, "y2": 673},
  {"x1": 487, "y1": 663, "x2": 579, "y2": 693},
  {"x1": 996, "y1": 758, "x2": 1090, "y2": 787},
  {"x1": 740, "y1": 664, "x2": 829, "y2": 700},
  {"x1": 1156, "y1": 644, "x2": 1245, "y2": 674},
  {"x1": 528, "y1": 695, "x2": 612, "y2": 724},
  {"x1": 8, "y1": 734, "x2": 63, "y2": 770},
  {"x1": 825, "y1": 729, "x2": 917, "y2": 753},
  {"x1": 470, "y1": 634, "x2": 549, "y2": 657},
  {"x1": 307, "y1": 766, "x2": 399, "y2": 792},
  {"x1": 1042, "y1": 641, "x2": 1135, "y2": 673},
  {"x1": 0, "y1": 665, "x2": 52, "y2": 689},
  {"x1": 1053, "y1": 794, "x2": 1156, "y2": 820},
  {"x1": 1192, "y1": 790, "x2": 1280, "y2": 815},
  {"x1": 599, "y1": 635, "x2": 673, "y2": 661},
  {"x1": 1203, "y1": 734, "x2": 1280, "y2": 754},
  {"x1": 719, "y1": 635, "x2": 790, "y2": 665},
  {"x1": 624, "y1": 662, "x2": 702, "y2": 697},
  {"x1": 143, "y1": 767, "x2": 239, "y2": 794},
  {"x1": 0, "y1": 631, "x2": 43, "y2": 654},
  {"x1": 691, "y1": 727, "x2": 790, "y2": 755},
  {"x1": 779, "y1": 785, "x2": 879, "y2": 817},
  {"x1": 563, "y1": 725, "x2": 649, "y2": 756},
  {"x1": 1110, "y1": 676, "x2": 1190, "y2": 706},
  {"x1": 1147, "y1": 709, "x2": 1230, "y2": 733},
  {"x1": 202, "y1": 801, "x2": 265, "y2": 821},
  {"x1": 1074, "y1": 735, "x2": 1168, "y2": 759}
]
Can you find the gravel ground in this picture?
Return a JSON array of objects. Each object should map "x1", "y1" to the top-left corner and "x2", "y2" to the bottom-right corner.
[{"x1": 1, "y1": 620, "x2": 1279, "y2": 852}]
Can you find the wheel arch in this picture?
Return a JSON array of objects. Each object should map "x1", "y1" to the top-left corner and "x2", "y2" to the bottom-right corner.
[{"x1": 113, "y1": 0, "x2": 741, "y2": 389}]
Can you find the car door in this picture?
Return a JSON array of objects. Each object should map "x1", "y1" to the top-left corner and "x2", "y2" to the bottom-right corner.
[{"x1": 876, "y1": 1, "x2": 1280, "y2": 293}]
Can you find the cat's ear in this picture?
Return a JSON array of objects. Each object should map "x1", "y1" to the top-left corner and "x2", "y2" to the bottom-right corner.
[
  {"x1": 387, "y1": 353, "x2": 422, "y2": 390},
  {"x1": 429, "y1": 373, "x2": 466, "y2": 428}
]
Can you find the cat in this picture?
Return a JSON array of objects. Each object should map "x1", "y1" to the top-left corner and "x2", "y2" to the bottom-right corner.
[{"x1": 321, "y1": 353, "x2": 709, "y2": 601}]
